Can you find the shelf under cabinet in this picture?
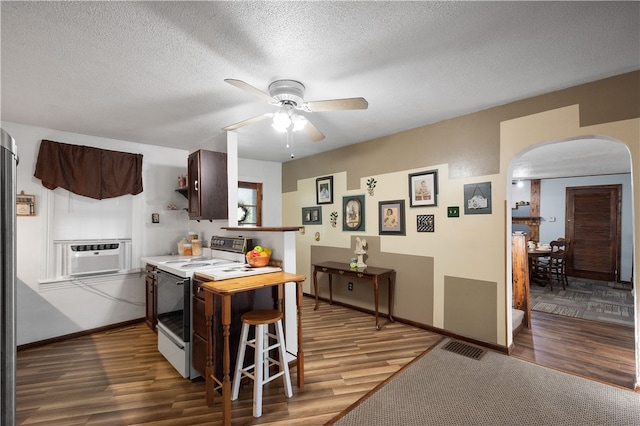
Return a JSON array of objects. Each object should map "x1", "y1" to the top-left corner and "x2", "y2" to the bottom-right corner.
[{"x1": 175, "y1": 188, "x2": 188, "y2": 198}]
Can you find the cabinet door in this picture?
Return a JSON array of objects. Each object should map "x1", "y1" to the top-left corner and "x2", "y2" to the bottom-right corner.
[
  {"x1": 187, "y1": 151, "x2": 201, "y2": 218},
  {"x1": 187, "y1": 150, "x2": 228, "y2": 221},
  {"x1": 191, "y1": 333, "x2": 207, "y2": 377},
  {"x1": 144, "y1": 264, "x2": 157, "y2": 330}
]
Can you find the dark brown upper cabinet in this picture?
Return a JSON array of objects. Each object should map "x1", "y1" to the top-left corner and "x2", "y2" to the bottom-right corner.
[{"x1": 187, "y1": 149, "x2": 228, "y2": 221}]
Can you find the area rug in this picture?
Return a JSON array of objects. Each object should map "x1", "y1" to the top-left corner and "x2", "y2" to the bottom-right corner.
[
  {"x1": 529, "y1": 277, "x2": 634, "y2": 327},
  {"x1": 327, "y1": 339, "x2": 640, "y2": 426}
]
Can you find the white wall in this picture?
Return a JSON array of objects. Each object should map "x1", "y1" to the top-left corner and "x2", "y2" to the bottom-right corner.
[
  {"x1": 3, "y1": 121, "x2": 283, "y2": 345},
  {"x1": 3, "y1": 121, "x2": 190, "y2": 345}
]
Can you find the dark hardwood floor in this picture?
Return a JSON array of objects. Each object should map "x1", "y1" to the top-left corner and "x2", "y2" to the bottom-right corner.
[
  {"x1": 16, "y1": 296, "x2": 636, "y2": 425},
  {"x1": 512, "y1": 310, "x2": 636, "y2": 389},
  {"x1": 16, "y1": 297, "x2": 442, "y2": 425}
]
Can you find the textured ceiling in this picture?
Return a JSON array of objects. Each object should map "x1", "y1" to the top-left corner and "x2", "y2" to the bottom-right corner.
[{"x1": 1, "y1": 1, "x2": 638, "y2": 176}]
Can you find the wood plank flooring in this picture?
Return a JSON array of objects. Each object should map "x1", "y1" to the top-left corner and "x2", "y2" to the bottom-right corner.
[
  {"x1": 512, "y1": 310, "x2": 636, "y2": 389},
  {"x1": 16, "y1": 297, "x2": 636, "y2": 425},
  {"x1": 16, "y1": 297, "x2": 442, "y2": 425}
]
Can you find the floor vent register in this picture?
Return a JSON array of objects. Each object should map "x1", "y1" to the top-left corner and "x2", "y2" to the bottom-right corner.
[{"x1": 443, "y1": 340, "x2": 486, "y2": 360}]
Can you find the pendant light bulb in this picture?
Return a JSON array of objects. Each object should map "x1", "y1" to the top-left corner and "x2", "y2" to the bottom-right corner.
[
  {"x1": 272, "y1": 108, "x2": 292, "y2": 132},
  {"x1": 292, "y1": 114, "x2": 307, "y2": 132}
]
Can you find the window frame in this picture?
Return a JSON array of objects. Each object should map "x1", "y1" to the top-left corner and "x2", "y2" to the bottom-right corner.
[{"x1": 238, "y1": 181, "x2": 262, "y2": 226}]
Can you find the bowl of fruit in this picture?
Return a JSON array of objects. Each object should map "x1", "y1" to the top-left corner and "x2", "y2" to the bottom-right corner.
[{"x1": 245, "y1": 245, "x2": 271, "y2": 268}]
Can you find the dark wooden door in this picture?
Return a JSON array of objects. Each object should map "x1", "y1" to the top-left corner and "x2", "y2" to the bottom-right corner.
[{"x1": 565, "y1": 185, "x2": 621, "y2": 281}]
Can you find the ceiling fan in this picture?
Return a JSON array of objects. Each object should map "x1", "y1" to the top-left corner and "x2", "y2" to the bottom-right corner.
[{"x1": 221, "y1": 79, "x2": 368, "y2": 142}]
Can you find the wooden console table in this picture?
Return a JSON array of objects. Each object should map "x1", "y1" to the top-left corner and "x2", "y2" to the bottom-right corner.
[{"x1": 312, "y1": 261, "x2": 395, "y2": 330}]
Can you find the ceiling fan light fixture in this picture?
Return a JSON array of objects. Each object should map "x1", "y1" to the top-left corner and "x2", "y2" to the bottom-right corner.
[
  {"x1": 291, "y1": 114, "x2": 307, "y2": 132},
  {"x1": 272, "y1": 109, "x2": 292, "y2": 132}
]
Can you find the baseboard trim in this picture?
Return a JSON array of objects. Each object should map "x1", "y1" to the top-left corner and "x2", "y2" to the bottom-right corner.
[
  {"x1": 17, "y1": 318, "x2": 146, "y2": 351},
  {"x1": 304, "y1": 293, "x2": 509, "y2": 354}
]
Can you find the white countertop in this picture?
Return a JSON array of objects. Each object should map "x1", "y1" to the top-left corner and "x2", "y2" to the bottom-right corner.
[
  {"x1": 141, "y1": 254, "x2": 203, "y2": 268},
  {"x1": 141, "y1": 254, "x2": 243, "y2": 278}
]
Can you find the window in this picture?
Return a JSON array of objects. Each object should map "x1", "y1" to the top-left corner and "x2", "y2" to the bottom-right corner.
[{"x1": 238, "y1": 182, "x2": 262, "y2": 226}]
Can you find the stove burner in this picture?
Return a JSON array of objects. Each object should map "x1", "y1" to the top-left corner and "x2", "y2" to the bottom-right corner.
[
  {"x1": 164, "y1": 260, "x2": 186, "y2": 264},
  {"x1": 221, "y1": 267, "x2": 251, "y2": 272},
  {"x1": 180, "y1": 262, "x2": 212, "y2": 269}
]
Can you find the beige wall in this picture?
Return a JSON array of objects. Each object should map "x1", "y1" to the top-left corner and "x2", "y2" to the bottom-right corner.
[{"x1": 282, "y1": 72, "x2": 639, "y2": 355}]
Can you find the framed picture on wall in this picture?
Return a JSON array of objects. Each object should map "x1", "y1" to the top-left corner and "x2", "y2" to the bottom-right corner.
[
  {"x1": 409, "y1": 170, "x2": 438, "y2": 207},
  {"x1": 417, "y1": 214, "x2": 435, "y2": 232},
  {"x1": 302, "y1": 206, "x2": 322, "y2": 225},
  {"x1": 464, "y1": 182, "x2": 492, "y2": 215},
  {"x1": 316, "y1": 176, "x2": 334, "y2": 204},
  {"x1": 16, "y1": 191, "x2": 36, "y2": 216},
  {"x1": 379, "y1": 200, "x2": 405, "y2": 235},
  {"x1": 342, "y1": 195, "x2": 365, "y2": 231}
]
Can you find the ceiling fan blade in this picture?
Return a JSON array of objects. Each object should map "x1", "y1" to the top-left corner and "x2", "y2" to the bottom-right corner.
[
  {"x1": 304, "y1": 97, "x2": 368, "y2": 112},
  {"x1": 304, "y1": 119, "x2": 325, "y2": 142},
  {"x1": 224, "y1": 79, "x2": 278, "y2": 104},
  {"x1": 222, "y1": 113, "x2": 273, "y2": 131}
]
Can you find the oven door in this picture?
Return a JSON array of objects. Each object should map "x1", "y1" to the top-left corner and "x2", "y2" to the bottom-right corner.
[{"x1": 156, "y1": 270, "x2": 190, "y2": 343}]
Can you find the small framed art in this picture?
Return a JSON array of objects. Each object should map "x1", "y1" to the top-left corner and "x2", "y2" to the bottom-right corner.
[
  {"x1": 379, "y1": 200, "x2": 405, "y2": 235},
  {"x1": 409, "y1": 170, "x2": 438, "y2": 207},
  {"x1": 417, "y1": 214, "x2": 434, "y2": 232},
  {"x1": 302, "y1": 206, "x2": 322, "y2": 225},
  {"x1": 316, "y1": 176, "x2": 334, "y2": 204},
  {"x1": 464, "y1": 182, "x2": 492, "y2": 215},
  {"x1": 342, "y1": 195, "x2": 365, "y2": 232},
  {"x1": 16, "y1": 191, "x2": 36, "y2": 216}
]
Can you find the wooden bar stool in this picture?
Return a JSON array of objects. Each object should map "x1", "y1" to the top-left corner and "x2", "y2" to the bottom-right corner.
[{"x1": 231, "y1": 309, "x2": 292, "y2": 418}]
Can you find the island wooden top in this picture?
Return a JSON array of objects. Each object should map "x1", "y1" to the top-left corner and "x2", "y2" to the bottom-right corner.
[
  {"x1": 197, "y1": 271, "x2": 307, "y2": 295},
  {"x1": 221, "y1": 226, "x2": 303, "y2": 232}
]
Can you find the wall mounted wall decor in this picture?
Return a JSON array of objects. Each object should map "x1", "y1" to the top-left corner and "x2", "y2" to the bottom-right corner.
[
  {"x1": 302, "y1": 206, "x2": 323, "y2": 225},
  {"x1": 417, "y1": 214, "x2": 435, "y2": 232},
  {"x1": 342, "y1": 195, "x2": 365, "y2": 232},
  {"x1": 330, "y1": 211, "x2": 338, "y2": 227},
  {"x1": 379, "y1": 200, "x2": 405, "y2": 235},
  {"x1": 16, "y1": 191, "x2": 36, "y2": 216},
  {"x1": 316, "y1": 175, "x2": 333, "y2": 204},
  {"x1": 366, "y1": 177, "x2": 377, "y2": 196},
  {"x1": 409, "y1": 170, "x2": 438, "y2": 207},
  {"x1": 464, "y1": 182, "x2": 492, "y2": 215}
]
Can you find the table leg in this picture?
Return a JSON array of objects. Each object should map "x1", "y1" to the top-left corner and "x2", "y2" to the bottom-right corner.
[
  {"x1": 205, "y1": 292, "x2": 214, "y2": 407},
  {"x1": 220, "y1": 295, "x2": 232, "y2": 426},
  {"x1": 277, "y1": 283, "x2": 284, "y2": 313},
  {"x1": 328, "y1": 274, "x2": 333, "y2": 305},
  {"x1": 313, "y1": 267, "x2": 319, "y2": 310},
  {"x1": 388, "y1": 272, "x2": 395, "y2": 323},
  {"x1": 296, "y1": 280, "x2": 304, "y2": 388},
  {"x1": 373, "y1": 276, "x2": 380, "y2": 331}
]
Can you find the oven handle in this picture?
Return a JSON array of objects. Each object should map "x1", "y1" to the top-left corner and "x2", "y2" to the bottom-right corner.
[{"x1": 156, "y1": 269, "x2": 188, "y2": 285}]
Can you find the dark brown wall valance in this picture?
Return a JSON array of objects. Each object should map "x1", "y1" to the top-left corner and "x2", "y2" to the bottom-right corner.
[{"x1": 34, "y1": 140, "x2": 143, "y2": 200}]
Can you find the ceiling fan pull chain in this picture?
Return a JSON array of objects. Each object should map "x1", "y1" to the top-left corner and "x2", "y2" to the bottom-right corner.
[{"x1": 287, "y1": 129, "x2": 295, "y2": 159}]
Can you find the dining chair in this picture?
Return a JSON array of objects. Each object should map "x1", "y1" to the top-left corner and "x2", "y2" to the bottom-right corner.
[{"x1": 538, "y1": 240, "x2": 568, "y2": 291}]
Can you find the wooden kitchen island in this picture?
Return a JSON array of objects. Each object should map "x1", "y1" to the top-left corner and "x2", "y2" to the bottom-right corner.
[{"x1": 199, "y1": 271, "x2": 306, "y2": 426}]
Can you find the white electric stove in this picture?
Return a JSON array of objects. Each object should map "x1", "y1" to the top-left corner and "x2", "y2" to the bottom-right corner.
[{"x1": 141, "y1": 236, "x2": 281, "y2": 380}]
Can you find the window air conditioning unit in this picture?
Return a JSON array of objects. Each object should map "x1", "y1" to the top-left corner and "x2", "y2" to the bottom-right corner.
[{"x1": 66, "y1": 242, "x2": 121, "y2": 276}]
